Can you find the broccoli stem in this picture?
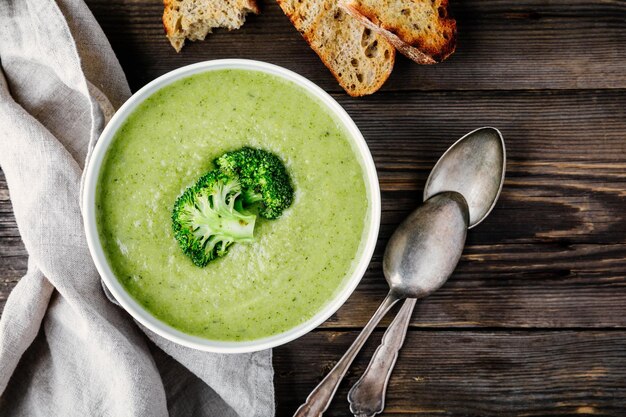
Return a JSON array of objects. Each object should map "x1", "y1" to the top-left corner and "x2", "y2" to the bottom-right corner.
[
  {"x1": 192, "y1": 194, "x2": 255, "y2": 241},
  {"x1": 188, "y1": 192, "x2": 256, "y2": 256}
]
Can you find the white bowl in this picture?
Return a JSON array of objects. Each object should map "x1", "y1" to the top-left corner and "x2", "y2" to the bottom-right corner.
[{"x1": 83, "y1": 59, "x2": 381, "y2": 353}]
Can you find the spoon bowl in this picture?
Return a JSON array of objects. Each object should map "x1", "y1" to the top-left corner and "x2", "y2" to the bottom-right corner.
[
  {"x1": 384, "y1": 191, "x2": 469, "y2": 299},
  {"x1": 424, "y1": 127, "x2": 505, "y2": 227}
]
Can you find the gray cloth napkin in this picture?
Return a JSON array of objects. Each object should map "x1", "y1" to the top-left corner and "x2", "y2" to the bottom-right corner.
[{"x1": 0, "y1": 0, "x2": 275, "y2": 416}]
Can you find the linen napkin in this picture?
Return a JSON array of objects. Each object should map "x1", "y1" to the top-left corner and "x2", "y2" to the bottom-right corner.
[{"x1": 0, "y1": 0, "x2": 274, "y2": 416}]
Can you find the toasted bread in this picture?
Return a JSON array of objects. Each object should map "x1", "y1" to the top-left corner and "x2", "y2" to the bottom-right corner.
[
  {"x1": 163, "y1": 0, "x2": 260, "y2": 52},
  {"x1": 341, "y1": 0, "x2": 456, "y2": 64},
  {"x1": 277, "y1": 0, "x2": 395, "y2": 96}
]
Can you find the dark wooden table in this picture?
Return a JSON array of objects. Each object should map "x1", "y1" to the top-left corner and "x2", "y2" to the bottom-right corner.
[{"x1": 2, "y1": 1, "x2": 626, "y2": 415}]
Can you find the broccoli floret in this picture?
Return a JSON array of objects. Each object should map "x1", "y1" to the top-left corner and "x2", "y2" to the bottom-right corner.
[
  {"x1": 215, "y1": 147, "x2": 294, "y2": 219},
  {"x1": 172, "y1": 147, "x2": 294, "y2": 267},
  {"x1": 172, "y1": 170, "x2": 256, "y2": 267}
]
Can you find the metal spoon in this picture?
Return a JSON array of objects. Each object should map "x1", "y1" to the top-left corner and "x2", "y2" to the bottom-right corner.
[
  {"x1": 347, "y1": 127, "x2": 506, "y2": 417},
  {"x1": 293, "y1": 191, "x2": 469, "y2": 417},
  {"x1": 424, "y1": 127, "x2": 506, "y2": 227}
]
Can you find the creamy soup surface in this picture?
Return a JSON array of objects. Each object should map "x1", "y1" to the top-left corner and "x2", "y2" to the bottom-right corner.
[{"x1": 97, "y1": 69, "x2": 369, "y2": 341}]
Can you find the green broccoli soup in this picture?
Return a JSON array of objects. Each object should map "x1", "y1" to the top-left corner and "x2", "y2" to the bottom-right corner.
[{"x1": 96, "y1": 69, "x2": 370, "y2": 341}]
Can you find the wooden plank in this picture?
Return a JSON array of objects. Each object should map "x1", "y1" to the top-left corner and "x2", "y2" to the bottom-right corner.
[
  {"x1": 341, "y1": 89, "x2": 626, "y2": 241},
  {"x1": 338, "y1": 89, "x2": 626, "y2": 164},
  {"x1": 0, "y1": 173, "x2": 27, "y2": 310},
  {"x1": 0, "y1": 257, "x2": 26, "y2": 309},
  {"x1": 326, "y1": 243, "x2": 626, "y2": 329},
  {"x1": 274, "y1": 330, "x2": 626, "y2": 416},
  {"x1": 84, "y1": 0, "x2": 626, "y2": 92}
]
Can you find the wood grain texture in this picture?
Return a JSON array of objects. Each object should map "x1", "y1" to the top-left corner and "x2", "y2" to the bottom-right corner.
[
  {"x1": 327, "y1": 243, "x2": 626, "y2": 329},
  {"x1": 83, "y1": 0, "x2": 626, "y2": 92},
  {"x1": 316, "y1": 89, "x2": 626, "y2": 328},
  {"x1": 0, "y1": 174, "x2": 26, "y2": 309},
  {"x1": 275, "y1": 330, "x2": 626, "y2": 416}
]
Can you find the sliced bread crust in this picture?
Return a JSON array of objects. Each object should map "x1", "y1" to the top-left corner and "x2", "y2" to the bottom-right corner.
[
  {"x1": 163, "y1": 0, "x2": 260, "y2": 52},
  {"x1": 276, "y1": 0, "x2": 395, "y2": 96},
  {"x1": 341, "y1": 0, "x2": 456, "y2": 64}
]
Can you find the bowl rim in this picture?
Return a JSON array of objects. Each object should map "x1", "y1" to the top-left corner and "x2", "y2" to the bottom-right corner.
[{"x1": 82, "y1": 59, "x2": 381, "y2": 353}]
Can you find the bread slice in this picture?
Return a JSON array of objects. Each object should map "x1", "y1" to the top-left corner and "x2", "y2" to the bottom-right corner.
[
  {"x1": 341, "y1": 0, "x2": 456, "y2": 64},
  {"x1": 277, "y1": 0, "x2": 395, "y2": 96},
  {"x1": 163, "y1": 0, "x2": 260, "y2": 52}
]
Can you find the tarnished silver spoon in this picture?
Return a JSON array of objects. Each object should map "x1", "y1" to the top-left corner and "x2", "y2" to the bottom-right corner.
[
  {"x1": 293, "y1": 191, "x2": 469, "y2": 417},
  {"x1": 424, "y1": 127, "x2": 506, "y2": 227},
  {"x1": 347, "y1": 127, "x2": 506, "y2": 417}
]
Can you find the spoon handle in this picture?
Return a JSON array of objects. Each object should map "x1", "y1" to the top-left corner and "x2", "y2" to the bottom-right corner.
[
  {"x1": 347, "y1": 298, "x2": 417, "y2": 417},
  {"x1": 293, "y1": 292, "x2": 401, "y2": 417}
]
